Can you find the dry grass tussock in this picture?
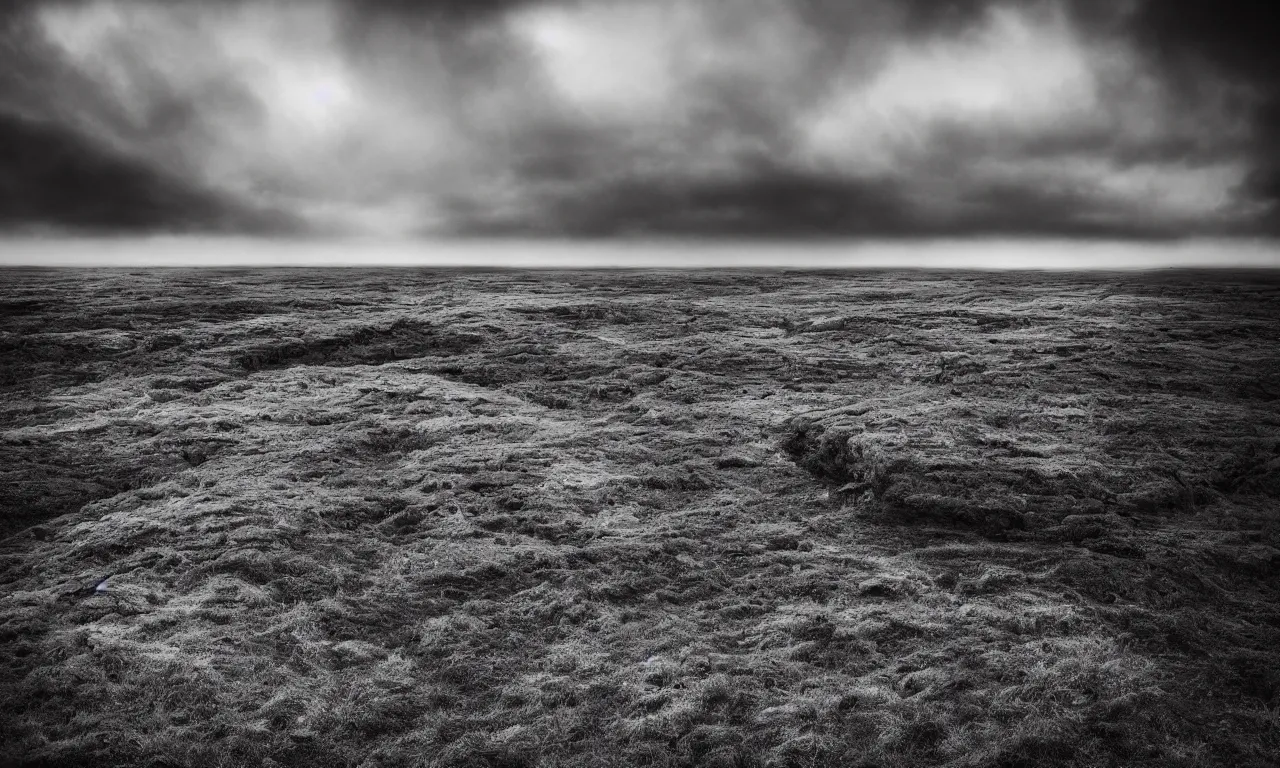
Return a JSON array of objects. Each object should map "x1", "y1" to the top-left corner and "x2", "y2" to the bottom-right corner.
[{"x1": 1, "y1": 268, "x2": 1279, "y2": 767}]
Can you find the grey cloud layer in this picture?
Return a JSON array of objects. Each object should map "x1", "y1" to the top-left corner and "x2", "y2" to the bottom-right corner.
[{"x1": 1, "y1": 0, "x2": 1276, "y2": 237}]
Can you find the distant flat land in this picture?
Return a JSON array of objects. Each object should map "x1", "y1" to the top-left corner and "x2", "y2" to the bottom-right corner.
[{"x1": 2, "y1": 268, "x2": 1279, "y2": 767}]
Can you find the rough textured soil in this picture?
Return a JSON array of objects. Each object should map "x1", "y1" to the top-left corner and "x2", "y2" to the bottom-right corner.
[{"x1": 2, "y1": 268, "x2": 1279, "y2": 768}]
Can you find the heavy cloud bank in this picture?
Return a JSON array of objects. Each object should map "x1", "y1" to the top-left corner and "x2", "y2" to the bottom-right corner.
[{"x1": 1, "y1": 0, "x2": 1277, "y2": 238}]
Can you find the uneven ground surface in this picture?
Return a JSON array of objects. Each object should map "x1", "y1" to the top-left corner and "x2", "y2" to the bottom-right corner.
[{"x1": 1, "y1": 268, "x2": 1279, "y2": 767}]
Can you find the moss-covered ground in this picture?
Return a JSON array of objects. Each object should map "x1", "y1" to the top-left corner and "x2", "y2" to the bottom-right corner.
[{"x1": 2, "y1": 268, "x2": 1278, "y2": 767}]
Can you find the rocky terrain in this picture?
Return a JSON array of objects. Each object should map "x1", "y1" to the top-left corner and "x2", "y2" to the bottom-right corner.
[{"x1": 2, "y1": 267, "x2": 1279, "y2": 767}]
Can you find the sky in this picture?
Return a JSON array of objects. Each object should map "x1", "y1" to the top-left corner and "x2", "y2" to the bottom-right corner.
[{"x1": 1, "y1": 0, "x2": 1279, "y2": 248}]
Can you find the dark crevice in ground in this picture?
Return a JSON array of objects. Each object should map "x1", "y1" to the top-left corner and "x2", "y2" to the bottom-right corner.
[{"x1": 235, "y1": 320, "x2": 489, "y2": 372}]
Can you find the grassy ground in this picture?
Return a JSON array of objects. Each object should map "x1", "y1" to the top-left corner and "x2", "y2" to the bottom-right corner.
[{"x1": 1, "y1": 268, "x2": 1278, "y2": 767}]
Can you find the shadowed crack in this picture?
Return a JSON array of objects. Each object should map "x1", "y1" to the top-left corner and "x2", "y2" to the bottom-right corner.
[{"x1": 236, "y1": 320, "x2": 487, "y2": 371}]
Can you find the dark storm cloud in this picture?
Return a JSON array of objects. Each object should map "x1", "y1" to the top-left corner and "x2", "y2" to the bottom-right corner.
[
  {"x1": 0, "y1": 0, "x2": 1276, "y2": 238},
  {"x1": 0, "y1": 112, "x2": 293, "y2": 233},
  {"x1": 1128, "y1": 0, "x2": 1280, "y2": 228},
  {"x1": 1132, "y1": 0, "x2": 1280, "y2": 85},
  {"x1": 460, "y1": 174, "x2": 1192, "y2": 241}
]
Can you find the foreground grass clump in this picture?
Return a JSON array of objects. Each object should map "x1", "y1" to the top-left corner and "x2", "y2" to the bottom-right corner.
[{"x1": 2, "y1": 268, "x2": 1279, "y2": 767}]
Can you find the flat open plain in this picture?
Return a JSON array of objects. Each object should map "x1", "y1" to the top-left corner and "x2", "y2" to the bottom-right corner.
[{"x1": 2, "y1": 268, "x2": 1279, "y2": 767}]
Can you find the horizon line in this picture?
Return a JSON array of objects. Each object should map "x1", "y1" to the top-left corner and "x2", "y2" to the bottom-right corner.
[{"x1": 1, "y1": 236, "x2": 1277, "y2": 271}]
